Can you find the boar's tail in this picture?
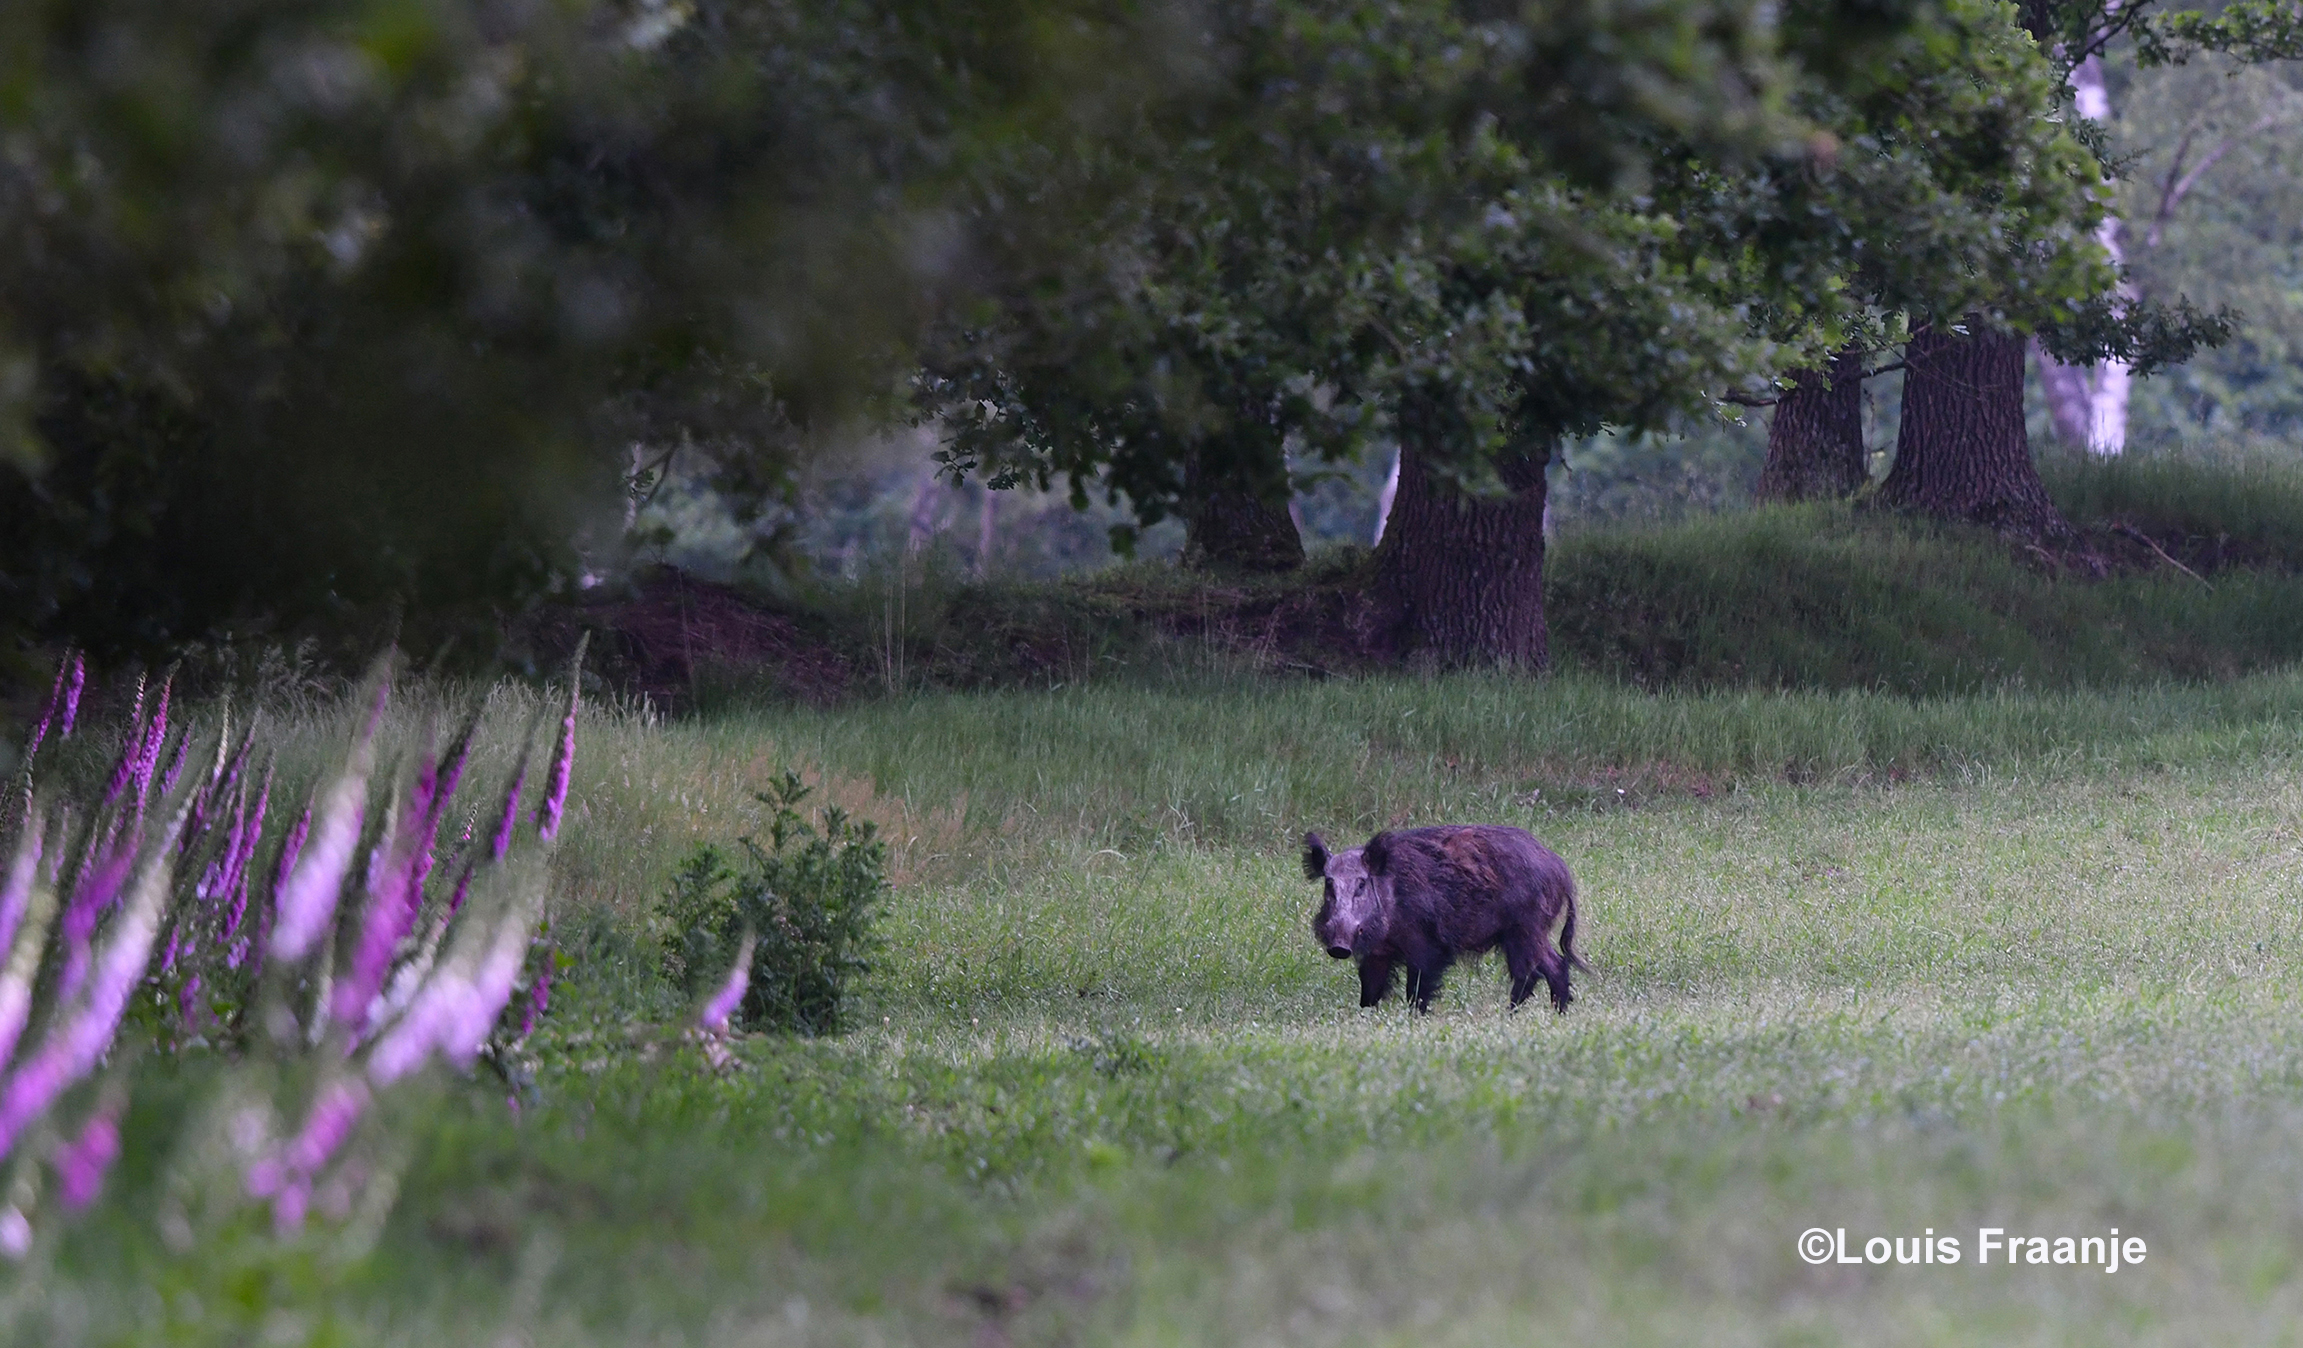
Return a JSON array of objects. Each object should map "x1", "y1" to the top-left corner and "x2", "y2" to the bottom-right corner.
[{"x1": 1562, "y1": 892, "x2": 1590, "y2": 972}]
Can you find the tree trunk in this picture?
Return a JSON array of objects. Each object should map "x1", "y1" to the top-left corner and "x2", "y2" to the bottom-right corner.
[
  {"x1": 1374, "y1": 429, "x2": 1550, "y2": 668},
  {"x1": 1180, "y1": 439, "x2": 1304, "y2": 573},
  {"x1": 2028, "y1": 53, "x2": 2131, "y2": 456},
  {"x1": 1371, "y1": 447, "x2": 1400, "y2": 546},
  {"x1": 1756, "y1": 349, "x2": 1866, "y2": 501},
  {"x1": 1877, "y1": 324, "x2": 2070, "y2": 538},
  {"x1": 2034, "y1": 339, "x2": 2093, "y2": 447}
]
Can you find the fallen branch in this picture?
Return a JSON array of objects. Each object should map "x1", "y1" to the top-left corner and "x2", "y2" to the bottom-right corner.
[{"x1": 2112, "y1": 522, "x2": 2214, "y2": 590}]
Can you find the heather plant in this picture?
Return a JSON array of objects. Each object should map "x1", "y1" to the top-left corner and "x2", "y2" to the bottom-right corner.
[
  {"x1": 0, "y1": 642, "x2": 588, "y2": 1257},
  {"x1": 661, "y1": 771, "x2": 889, "y2": 1035}
]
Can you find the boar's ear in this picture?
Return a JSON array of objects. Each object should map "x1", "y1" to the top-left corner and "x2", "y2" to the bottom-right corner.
[
  {"x1": 1363, "y1": 832, "x2": 1392, "y2": 876},
  {"x1": 1301, "y1": 832, "x2": 1330, "y2": 881}
]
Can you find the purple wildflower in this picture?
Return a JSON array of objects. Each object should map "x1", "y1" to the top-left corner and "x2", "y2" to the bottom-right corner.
[
  {"x1": 54, "y1": 846, "x2": 135, "y2": 1004},
  {"x1": 287, "y1": 1079, "x2": 367, "y2": 1174},
  {"x1": 537, "y1": 665, "x2": 581, "y2": 842},
  {"x1": 54, "y1": 1105, "x2": 121, "y2": 1212},
  {"x1": 246, "y1": 1077, "x2": 370, "y2": 1232},
  {"x1": 334, "y1": 796, "x2": 426, "y2": 1033},
  {"x1": 271, "y1": 782, "x2": 367, "y2": 966},
  {"x1": 221, "y1": 767, "x2": 274, "y2": 942},
  {"x1": 156, "y1": 729, "x2": 189, "y2": 800},
  {"x1": 100, "y1": 674, "x2": 149, "y2": 809},
  {"x1": 519, "y1": 949, "x2": 553, "y2": 1038},
  {"x1": 491, "y1": 760, "x2": 527, "y2": 863},
  {"x1": 58, "y1": 653, "x2": 83, "y2": 740},
  {"x1": 22, "y1": 654, "x2": 71, "y2": 763},
  {"x1": 0, "y1": 826, "x2": 60, "y2": 1073},
  {"x1": 178, "y1": 974, "x2": 202, "y2": 1026},
  {"x1": 697, "y1": 931, "x2": 758, "y2": 1037},
  {"x1": 132, "y1": 674, "x2": 175, "y2": 814},
  {"x1": 0, "y1": 807, "x2": 181, "y2": 1160},
  {"x1": 0, "y1": 808, "x2": 41, "y2": 965},
  {"x1": 443, "y1": 901, "x2": 538, "y2": 1068},
  {"x1": 447, "y1": 862, "x2": 475, "y2": 915},
  {"x1": 274, "y1": 802, "x2": 313, "y2": 895}
]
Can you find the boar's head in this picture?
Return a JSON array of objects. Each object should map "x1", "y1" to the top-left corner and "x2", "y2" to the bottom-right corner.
[{"x1": 1304, "y1": 831, "x2": 1392, "y2": 959}]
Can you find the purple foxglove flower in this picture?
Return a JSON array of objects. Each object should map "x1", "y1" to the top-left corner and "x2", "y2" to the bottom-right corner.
[
  {"x1": 199, "y1": 786, "x2": 248, "y2": 902},
  {"x1": 698, "y1": 931, "x2": 757, "y2": 1037},
  {"x1": 0, "y1": 803, "x2": 182, "y2": 1159},
  {"x1": 156, "y1": 729, "x2": 189, "y2": 800},
  {"x1": 284, "y1": 1078, "x2": 368, "y2": 1176},
  {"x1": 442, "y1": 902, "x2": 539, "y2": 1068},
  {"x1": 490, "y1": 761, "x2": 527, "y2": 863},
  {"x1": 446, "y1": 862, "x2": 475, "y2": 915},
  {"x1": 22, "y1": 654, "x2": 72, "y2": 762},
  {"x1": 57, "y1": 653, "x2": 83, "y2": 741},
  {"x1": 221, "y1": 768, "x2": 274, "y2": 941},
  {"x1": 0, "y1": 838, "x2": 59, "y2": 1073},
  {"x1": 271, "y1": 1178, "x2": 309, "y2": 1234},
  {"x1": 159, "y1": 924, "x2": 182, "y2": 975},
  {"x1": 271, "y1": 777, "x2": 372, "y2": 966},
  {"x1": 54, "y1": 1105, "x2": 120, "y2": 1212},
  {"x1": 0, "y1": 808, "x2": 41, "y2": 963},
  {"x1": 274, "y1": 803, "x2": 313, "y2": 895},
  {"x1": 365, "y1": 984, "x2": 453, "y2": 1086},
  {"x1": 54, "y1": 846, "x2": 135, "y2": 1004},
  {"x1": 100, "y1": 675, "x2": 149, "y2": 809},
  {"x1": 54, "y1": 645, "x2": 82, "y2": 741},
  {"x1": 535, "y1": 637, "x2": 586, "y2": 845},
  {"x1": 537, "y1": 683, "x2": 580, "y2": 843},
  {"x1": 133, "y1": 675, "x2": 175, "y2": 812},
  {"x1": 519, "y1": 951, "x2": 553, "y2": 1039},
  {"x1": 178, "y1": 973, "x2": 202, "y2": 1025}
]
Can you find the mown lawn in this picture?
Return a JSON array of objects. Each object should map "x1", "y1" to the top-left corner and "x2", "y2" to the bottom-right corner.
[{"x1": 21, "y1": 673, "x2": 2303, "y2": 1344}]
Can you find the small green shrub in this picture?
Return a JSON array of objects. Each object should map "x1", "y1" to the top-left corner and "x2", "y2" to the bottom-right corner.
[{"x1": 660, "y1": 771, "x2": 889, "y2": 1035}]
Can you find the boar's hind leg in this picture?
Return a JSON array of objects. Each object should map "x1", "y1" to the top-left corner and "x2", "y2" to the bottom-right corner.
[
  {"x1": 1358, "y1": 955, "x2": 1398, "y2": 1008},
  {"x1": 1504, "y1": 929, "x2": 1573, "y2": 1014}
]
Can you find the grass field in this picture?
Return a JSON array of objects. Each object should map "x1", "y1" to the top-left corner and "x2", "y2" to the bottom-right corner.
[{"x1": 19, "y1": 670, "x2": 2303, "y2": 1344}]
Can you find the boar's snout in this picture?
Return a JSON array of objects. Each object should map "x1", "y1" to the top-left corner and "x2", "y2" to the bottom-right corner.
[{"x1": 1325, "y1": 942, "x2": 1353, "y2": 960}]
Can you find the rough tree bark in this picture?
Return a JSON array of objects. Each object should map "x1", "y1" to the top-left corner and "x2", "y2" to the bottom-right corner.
[
  {"x1": 1876, "y1": 324, "x2": 2071, "y2": 538},
  {"x1": 1179, "y1": 436, "x2": 1304, "y2": 573},
  {"x1": 1756, "y1": 349, "x2": 1867, "y2": 502},
  {"x1": 1374, "y1": 428, "x2": 1551, "y2": 668}
]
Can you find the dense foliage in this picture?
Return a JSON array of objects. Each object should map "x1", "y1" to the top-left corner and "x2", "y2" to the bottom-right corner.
[{"x1": 660, "y1": 771, "x2": 888, "y2": 1035}]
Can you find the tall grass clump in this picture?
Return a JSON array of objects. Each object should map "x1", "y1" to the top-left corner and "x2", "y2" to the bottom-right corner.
[
  {"x1": 0, "y1": 645, "x2": 591, "y2": 1258},
  {"x1": 1546, "y1": 502, "x2": 2303, "y2": 691},
  {"x1": 2043, "y1": 439, "x2": 2303, "y2": 558}
]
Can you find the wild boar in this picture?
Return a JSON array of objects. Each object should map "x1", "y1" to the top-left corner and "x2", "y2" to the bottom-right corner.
[{"x1": 1303, "y1": 824, "x2": 1585, "y2": 1013}]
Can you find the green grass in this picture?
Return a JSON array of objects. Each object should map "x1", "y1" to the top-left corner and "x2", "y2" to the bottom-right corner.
[{"x1": 23, "y1": 672, "x2": 2303, "y2": 1343}]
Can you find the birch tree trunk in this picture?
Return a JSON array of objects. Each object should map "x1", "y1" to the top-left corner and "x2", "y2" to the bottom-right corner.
[{"x1": 2033, "y1": 52, "x2": 2131, "y2": 456}]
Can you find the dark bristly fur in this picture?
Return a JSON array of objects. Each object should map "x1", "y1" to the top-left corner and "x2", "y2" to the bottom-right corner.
[{"x1": 1304, "y1": 824, "x2": 1585, "y2": 1014}]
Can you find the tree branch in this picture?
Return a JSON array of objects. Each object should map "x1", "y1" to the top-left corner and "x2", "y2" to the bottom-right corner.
[{"x1": 2146, "y1": 111, "x2": 2286, "y2": 249}]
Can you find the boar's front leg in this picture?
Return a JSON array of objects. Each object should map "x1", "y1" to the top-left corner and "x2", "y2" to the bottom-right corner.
[
  {"x1": 1407, "y1": 962, "x2": 1445, "y2": 1013},
  {"x1": 1357, "y1": 955, "x2": 1398, "y2": 1008}
]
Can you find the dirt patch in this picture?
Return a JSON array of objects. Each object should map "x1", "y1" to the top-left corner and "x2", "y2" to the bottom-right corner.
[
  {"x1": 534, "y1": 568, "x2": 854, "y2": 712},
  {"x1": 2025, "y1": 519, "x2": 2287, "y2": 585}
]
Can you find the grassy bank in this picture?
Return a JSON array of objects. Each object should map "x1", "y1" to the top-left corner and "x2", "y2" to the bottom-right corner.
[{"x1": 17, "y1": 673, "x2": 2303, "y2": 1343}]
